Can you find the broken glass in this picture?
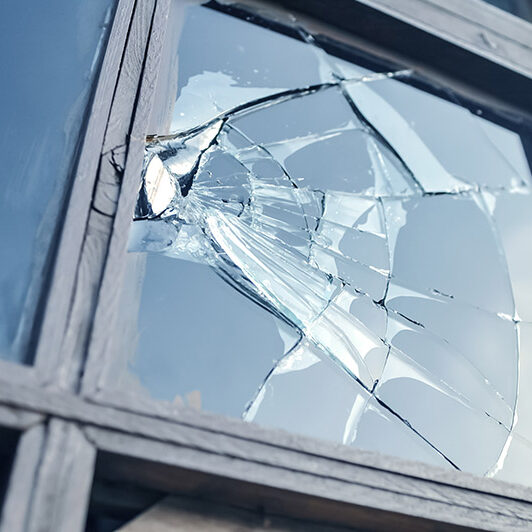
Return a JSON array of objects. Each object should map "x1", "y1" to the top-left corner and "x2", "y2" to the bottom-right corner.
[
  {"x1": 0, "y1": 0, "x2": 115, "y2": 363},
  {"x1": 121, "y1": 1, "x2": 532, "y2": 485}
]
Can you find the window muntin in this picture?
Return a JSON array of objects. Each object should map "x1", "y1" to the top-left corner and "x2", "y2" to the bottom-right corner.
[
  {"x1": 111, "y1": 1, "x2": 532, "y2": 485},
  {"x1": 0, "y1": 0, "x2": 115, "y2": 364}
]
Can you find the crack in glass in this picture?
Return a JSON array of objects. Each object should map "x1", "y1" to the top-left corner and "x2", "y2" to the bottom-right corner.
[{"x1": 127, "y1": 2, "x2": 532, "y2": 482}]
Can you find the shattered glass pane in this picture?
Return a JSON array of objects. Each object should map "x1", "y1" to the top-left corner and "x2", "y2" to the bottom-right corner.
[
  {"x1": 120, "y1": 1, "x2": 532, "y2": 485},
  {"x1": 0, "y1": 0, "x2": 115, "y2": 363}
]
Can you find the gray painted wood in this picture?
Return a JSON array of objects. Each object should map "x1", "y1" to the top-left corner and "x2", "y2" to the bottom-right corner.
[
  {"x1": 0, "y1": 360, "x2": 38, "y2": 388},
  {"x1": 25, "y1": 420, "x2": 96, "y2": 532},
  {"x1": 410, "y1": 0, "x2": 532, "y2": 48},
  {"x1": 269, "y1": 0, "x2": 532, "y2": 116},
  {"x1": 356, "y1": 0, "x2": 532, "y2": 76},
  {"x1": 0, "y1": 405, "x2": 42, "y2": 430},
  {"x1": 52, "y1": 0, "x2": 158, "y2": 390},
  {"x1": 82, "y1": 0, "x2": 172, "y2": 395},
  {"x1": 82, "y1": 429, "x2": 532, "y2": 530},
  {"x1": 2, "y1": 379, "x2": 529, "y2": 503},
  {"x1": 32, "y1": 0, "x2": 137, "y2": 388},
  {"x1": 1, "y1": 383, "x2": 532, "y2": 530},
  {"x1": 89, "y1": 434, "x2": 512, "y2": 531},
  {"x1": 82, "y1": 388, "x2": 532, "y2": 501},
  {"x1": 283, "y1": 2, "x2": 532, "y2": 122}
]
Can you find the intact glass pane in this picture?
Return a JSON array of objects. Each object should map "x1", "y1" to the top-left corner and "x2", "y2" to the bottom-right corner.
[
  {"x1": 483, "y1": 0, "x2": 532, "y2": 22},
  {"x1": 117, "y1": 1, "x2": 532, "y2": 486},
  {"x1": 0, "y1": 428, "x2": 19, "y2": 513},
  {"x1": 0, "y1": 1, "x2": 115, "y2": 363}
]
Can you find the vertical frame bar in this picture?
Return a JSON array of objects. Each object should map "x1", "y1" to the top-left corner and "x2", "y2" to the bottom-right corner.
[
  {"x1": 30, "y1": 0, "x2": 137, "y2": 388},
  {"x1": 0, "y1": 425, "x2": 45, "y2": 532},
  {"x1": 81, "y1": 0, "x2": 172, "y2": 396},
  {"x1": 24, "y1": 421, "x2": 96, "y2": 532}
]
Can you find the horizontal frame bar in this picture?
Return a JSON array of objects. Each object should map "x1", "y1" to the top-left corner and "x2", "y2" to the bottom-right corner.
[
  {"x1": 1, "y1": 383, "x2": 532, "y2": 530},
  {"x1": 265, "y1": 0, "x2": 532, "y2": 116}
]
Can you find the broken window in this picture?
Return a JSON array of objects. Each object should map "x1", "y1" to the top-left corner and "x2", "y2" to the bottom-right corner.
[
  {"x1": 117, "y1": 1, "x2": 532, "y2": 485},
  {"x1": 0, "y1": 1, "x2": 115, "y2": 364}
]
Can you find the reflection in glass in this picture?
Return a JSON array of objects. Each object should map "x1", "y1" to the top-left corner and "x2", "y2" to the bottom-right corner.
[
  {"x1": 0, "y1": 428, "x2": 19, "y2": 511},
  {"x1": 0, "y1": 1, "x2": 115, "y2": 363},
  {"x1": 121, "y1": 1, "x2": 532, "y2": 485},
  {"x1": 483, "y1": 0, "x2": 532, "y2": 22}
]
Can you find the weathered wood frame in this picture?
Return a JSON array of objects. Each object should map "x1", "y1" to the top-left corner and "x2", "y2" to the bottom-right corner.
[{"x1": 1, "y1": 0, "x2": 532, "y2": 530}]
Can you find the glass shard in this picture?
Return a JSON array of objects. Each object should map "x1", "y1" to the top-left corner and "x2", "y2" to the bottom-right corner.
[
  {"x1": 245, "y1": 340, "x2": 372, "y2": 443},
  {"x1": 348, "y1": 397, "x2": 454, "y2": 469},
  {"x1": 374, "y1": 347, "x2": 510, "y2": 474}
]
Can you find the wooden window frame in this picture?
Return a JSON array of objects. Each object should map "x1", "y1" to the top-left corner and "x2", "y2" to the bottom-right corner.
[{"x1": 2, "y1": 1, "x2": 532, "y2": 530}]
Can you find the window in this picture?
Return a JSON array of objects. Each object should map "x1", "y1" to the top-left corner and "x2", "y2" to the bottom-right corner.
[
  {"x1": 109, "y1": 1, "x2": 532, "y2": 485},
  {"x1": 3, "y1": 1, "x2": 532, "y2": 531}
]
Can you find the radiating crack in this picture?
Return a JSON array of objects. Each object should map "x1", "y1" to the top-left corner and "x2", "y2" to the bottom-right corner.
[{"x1": 127, "y1": 0, "x2": 532, "y2": 481}]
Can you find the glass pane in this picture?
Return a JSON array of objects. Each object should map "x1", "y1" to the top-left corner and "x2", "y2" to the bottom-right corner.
[
  {"x1": 483, "y1": 0, "x2": 532, "y2": 22},
  {"x1": 116, "y1": 1, "x2": 532, "y2": 485},
  {"x1": 0, "y1": 428, "x2": 19, "y2": 512},
  {"x1": 0, "y1": 0, "x2": 115, "y2": 363}
]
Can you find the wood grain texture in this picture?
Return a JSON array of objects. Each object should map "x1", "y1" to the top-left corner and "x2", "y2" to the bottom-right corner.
[
  {"x1": 82, "y1": 0, "x2": 172, "y2": 395},
  {"x1": 0, "y1": 382, "x2": 531, "y2": 530},
  {"x1": 33, "y1": 0, "x2": 137, "y2": 386},
  {"x1": 80, "y1": 386, "x2": 532, "y2": 503},
  {"x1": 268, "y1": 0, "x2": 532, "y2": 117},
  {"x1": 90, "y1": 443, "x2": 490, "y2": 531},
  {"x1": 0, "y1": 405, "x2": 42, "y2": 430},
  {"x1": 353, "y1": 0, "x2": 532, "y2": 76},
  {"x1": 82, "y1": 429, "x2": 532, "y2": 531},
  {"x1": 51, "y1": 0, "x2": 157, "y2": 390},
  {"x1": 425, "y1": 0, "x2": 532, "y2": 47},
  {"x1": 2, "y1": 378, "x2": 532, "y2": 503},
  {"x1": 25, "y1": 420, "x2": 96, "y2": 532}
]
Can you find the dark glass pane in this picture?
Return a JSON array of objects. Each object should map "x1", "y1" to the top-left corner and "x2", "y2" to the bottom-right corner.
[
  {"x1": 115, "y1": 1, "x2": 532, "y2": 486},
  {"x1": 0, "y1": 428, "x2": 19, "y2": 513},
  {"x1": 0, "y1": 0, "x2": 115, "y2": 363},
  {"x1": 85, "y1": 454, "x2": 367, "y2": 532},
  {"x1": 85, "y1": 454, "x2": 164, "y2": 532},
  {"x1": 483, "y1": 0, "x2": 532, "y2": 22}
]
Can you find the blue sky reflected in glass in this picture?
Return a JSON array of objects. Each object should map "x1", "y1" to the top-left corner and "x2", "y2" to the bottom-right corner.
[{"x1": 0, "y1": 0, "x2": 114, "y2": 363}]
